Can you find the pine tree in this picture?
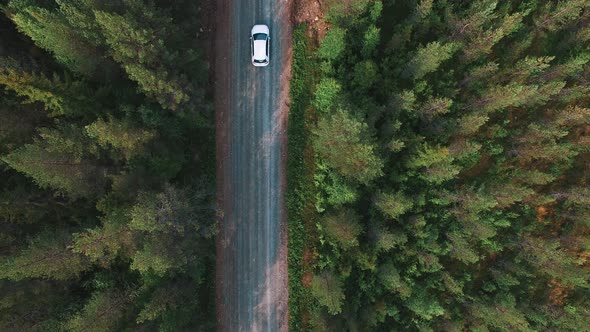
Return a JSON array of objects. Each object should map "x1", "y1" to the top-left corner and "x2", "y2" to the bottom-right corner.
[
  {"x1": 401, "y1": 41, "x2": 460, "y2": 80},
  {"x1": 320, "y1": 208, "x2": 363, "y2": 250},
  {"x1": 416, "y1": 96, "x2": 453, "y2": 120},
  {"x1": 474, "y1": 83, "x2": 539, "y2": 114},
  {"x1": 406, "y1": 144, "x2": 461, "y2": 184},
  {"x1": 93, "y1": 5, "x2": 192, "y2": 110},
  {"x1": 554, "y1": 105, "x2": 590, "y2": 127},
  {"x1": 467, "y1": 295, "x2": 532, "y2": 331},
  {"x1": 509, "y1": 56, "x2": 555, "y2": 84},
  {"x1": 374, "y1": 191, "x2": 413, "y2": 220},
  {"x1": 456, "y1": 113, "x2": 489, "y2": 136},
  {"x1": 412, "y1": 0, "x2": 433, "y2": 22},
  {"x1": 0, "y1": 58, "x2": 99, "y2": 117},
  {"x1": 64, "y1": 289, "x2": 132, "y2": 332},
  {"x1": 449, "y1": 0, "x2": 498, "y2": 40},
  {"x1": 519, "y1": 236, "x2": 590, "y2": 288},
  {"x1": 129, "y1": 185, "x2": 206, "y2": 234},
  {"x1": 461, "y1": 12, "x2": 523, "y2": 62},
  {"x1": 54, "y1": 0, "x2": 107, "y2": 46},
  {"x1": 0, "y1": 231, "x2": 89, "y2": 280},
  {"x1": 127, "y1": 184, "x2": 214, "y2": 276},
  {"x1": 131, "y1": 238, "x2": 178, "y2": 276},
  {"x1": 0, "y1": 280, "x2": 70, "y2": 331},
  {"x1": 461, "y1": 62, "x2": 499, "y2": 90},
  {"x1": 311, "y1": 271, "x2": 345, "y2": 315},
  {"x1": 8, "y1": 1, "x2": 102, "y2": 76},
  {"x1": 313, "y1": 110, "x2": 384, "y2": 183},
  {"x1": 314, "y1": 78, "x2": 342, "y2": 113},
  {"x1": 352, "y1": 60, "x2": 379, "y2": 92},
  {"x1": 535, "y1": 0, "x2": 590, "y2": 32},
  {"x1": 362, "y1": 24, "x2": 380, "y2": 57},
  {"x1": 71, "y1": 217, "x2": 136, "y2": 267},
  {"x1": 2, "y1": 124, "x2": 105, "y2": 198},
  {"x1": 378, "y1": 261, "x2": 411, "y2": 298},
  {"x1": 406, "y1": 287, "x2": 444, "y2": 321},
  {"x1": 86, "y1": 116, "x2": 156, "y2": 160},
  {"x1": 447, "y1": 231, "x2": 479, "y2": 264},
  {"x1": 136, "y1": 282, "x2": 184, "y2": 324},
  {"x1": 513, "y1": 123, "x2": 576, "y2": 164},
  {"x1": 317, "y1": 27, "x2": 347, "y2": 61}
]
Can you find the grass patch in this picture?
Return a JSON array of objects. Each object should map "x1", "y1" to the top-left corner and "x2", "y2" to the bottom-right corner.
[{"x1": 287, "y1": 24, "x2": 320, "y2": 331}]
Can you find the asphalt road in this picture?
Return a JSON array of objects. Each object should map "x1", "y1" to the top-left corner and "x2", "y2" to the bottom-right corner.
[{"x1": 215, "y1": 0, "x2": 291, "y2": 331}]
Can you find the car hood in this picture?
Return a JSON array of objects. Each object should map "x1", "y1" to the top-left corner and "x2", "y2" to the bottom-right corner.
[{"x1": 251, "y1": 25, "x2": 269, "y2": 35}]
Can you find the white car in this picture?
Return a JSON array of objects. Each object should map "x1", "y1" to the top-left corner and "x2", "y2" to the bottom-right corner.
[{"x1": 251, "y1": 25, "x2": 270, "y2": 67}]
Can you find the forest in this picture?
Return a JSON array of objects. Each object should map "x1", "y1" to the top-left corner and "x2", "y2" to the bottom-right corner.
[
  {"x1": 288, "y1": 0, "x2": 590, "y2": 330},
  {"x1": 2, "y1": 0, "x2": 590, "y2": 331},
  {"x1": 0, "y1": 0, "x2": 216, "y2": 330}
]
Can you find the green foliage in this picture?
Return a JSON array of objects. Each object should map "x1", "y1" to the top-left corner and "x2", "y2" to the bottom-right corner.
[
  {"x1": 94, "y1": 8, "x2": 192, "y2": 110},
  {"x1": 375, "y1": 191, "x2": 413, "y2": 220},
  {"x1": 2, "y1": 125, "x2": 105, "y2": 199},
  {"x1": 86, "y1": 116, "x2": 156, "y2": 160},
  {"x1": 300, "y1": 0, "x2": 590, "y2": 330},
  {"x1": 378, "y1": 262, "x2": 409, "y2": 296},
  {"x1": 131, "y1": 241, "x2": 176, "y2": 276},
  {"x1": 136, "y1": 283, "x2": 189, "y2": 325},
  {"x1": 287, "y1": 24, "x2": 321, "y2": 331},
  {"x1": 313, "y1": 109, "x2": 383, "y2": 183},
  {"x1": 0, "y1": 231, "x2": 89, "y2": 281},
  {"x1": 406, "y1": 288, "x2": 445, "y2": 321},
  {"x1": 317, "y1": 27, "x2": 346, "y2": 61},
  {"x1": 402, "y1": 41, "x2": 460, "y2": 80},
  {"x1": 311, "y1": 272, "x2": 345, "y2": 315},
  {"x1": 0, "y1": 1, "x2": 215, "y2": 329},
  {"x1": 535, "y1": 0, "x2": 590, "y2": 32},
  {"x1": 320, "y1": 208, "x2": 363, "y2": 250},
  {"x1": 314, "y1": 77, "x2": 342, "y2": 113},
  {"x1": 353, "y1": 60, "x2": 378, "y2": 91},
  {"x1": 71, "y1": 208, "x2": 135, "y2": 266},
  {"x1": 362, "y1": 25, "x2": 380, "y2": 57},
  {"x1": 64, "y1": 290, "x2": 131, "y2": 332},
  {"x1": 0, "y1": 59, "x2": 98, "y2": 117},
  {"x1": 407, "y1": 144, "x2": 460, "y2": 184},
  {"x1": 9, "y1": 2, "x2": 102, "y2": 75}
]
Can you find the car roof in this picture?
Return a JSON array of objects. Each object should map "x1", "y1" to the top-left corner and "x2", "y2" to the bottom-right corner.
[{"x1": 253, "y1": 40, "x2": 267, "y2": 60}]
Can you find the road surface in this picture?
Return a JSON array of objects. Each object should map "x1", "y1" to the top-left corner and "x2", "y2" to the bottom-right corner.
[{"x1": 215, "y1": 0, "x2": 292, "y2": 331}]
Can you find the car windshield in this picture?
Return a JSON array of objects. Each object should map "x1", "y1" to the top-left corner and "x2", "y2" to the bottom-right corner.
[{"x1": 253, "y1": 33, "x2": 267, "y2": 40}]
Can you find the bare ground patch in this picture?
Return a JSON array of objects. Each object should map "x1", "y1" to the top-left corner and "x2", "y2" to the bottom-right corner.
[{"x1": 294, "y1": 0, "x2": 330, "y2": 40}]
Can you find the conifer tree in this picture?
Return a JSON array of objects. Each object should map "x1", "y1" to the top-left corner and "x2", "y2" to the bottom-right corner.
[
  {"x1": 86, "y1": 116, "x2": 156, "y2": 160},
  {"x1": 2, "y1": 124, "x2": 105, "y2": 198},
  {"x1": 0, "y1": 280, "x2": 70, "y2": 331},
  {"x1": 320, "y1": 208, "x2": 363, "y2": 250},
  {"x1": 311, "y1": 271, "x2": 345, "y2": 315},
  {"x1": 71, "y1": 216, "x2": 136, "y2": 267},
  {"x1": 94, "y1": 5, "x2": 192, "y2": 110},
  {"x1": 535, "y1": 0, "x2": 590, "y2": 32},
  {"x1": 374, "y1": 191, "x2": 413, "y2": 220},
  {"x1": 317, "y1": 27, "x2": 346, "y2": 61},
  {"x1": 406, "y1": 144, "x2": 461, "y2": 184},
  {"x1": 313, "y1": 110, "x2": 383, "y2": 183},
  {"x1": 401, "y1": 41, "x2": 459, "y2": 80},
  {"x1": 0, "y1": 58, "x2": 98, "y2": 117},
  {"x1": 8, "y1": 1, "x2": 102, "y2": 76},
  {"x1": 0, "y1": 231, "x2": 89, "y2": 280},
  {"x1": 64, "y1": 289, "x2": 132, "y2": 332}
]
